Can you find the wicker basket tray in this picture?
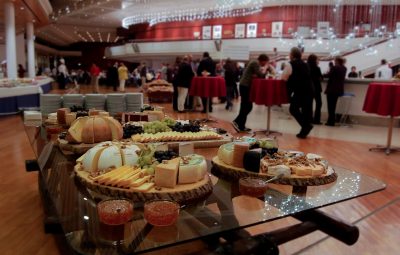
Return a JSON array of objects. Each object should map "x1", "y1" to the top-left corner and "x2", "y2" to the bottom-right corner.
[
  {"x1": 74, "y1": 165, "x2": 213, "y2": 204},
  {"x1": 211, "y1": 156, "x2": 337, "y2": 186}
]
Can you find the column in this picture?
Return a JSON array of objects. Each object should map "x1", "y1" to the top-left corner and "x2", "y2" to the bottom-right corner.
[
  {"x1": 4, "y1": 1, "x2": 17, "y2": 79},
  {"x1": 26, "y1": 22, "x2": 35, "y2": 78}
]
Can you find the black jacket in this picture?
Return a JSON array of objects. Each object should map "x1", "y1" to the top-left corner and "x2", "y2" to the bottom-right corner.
[
  {"x1": 326, "y1": 65, "x2": 347, "y2": 96},
  {"x1": 308, "y1": 64, "x2": 323, "y2": 93},
  {"x1": 287, "y1": 59, "x2": 314, "y2": 99},
  {"x1": 197, "y1": 57, "x2": 216, "y2": 76},
  {"x1": 176, "y1": 62, "x2": 194, "y2": 88}
]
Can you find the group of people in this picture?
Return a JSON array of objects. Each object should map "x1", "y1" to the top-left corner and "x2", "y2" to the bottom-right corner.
[{"x1": 232, "y1": 48, "x2": 347, "y2": 139}]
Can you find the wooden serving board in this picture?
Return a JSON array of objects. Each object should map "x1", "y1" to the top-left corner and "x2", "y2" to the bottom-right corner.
[
  {"x1": 211, "y1": 156, "x2": 337, "y2": 186},
  {"x1": 58, "y1": 133, "x2": 233, "y2": 154},
  {"x1": 74, "y1": 165, "x2": 213, "y2": 204}
]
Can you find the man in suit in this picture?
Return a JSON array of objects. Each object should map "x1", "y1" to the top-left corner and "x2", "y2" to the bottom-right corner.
[
  {"x1": 197, "y1": 52, "x2": 216, "y2": 113},
  {"x1": 281, "y1": 47, "x2": 314, "y2": 138}
]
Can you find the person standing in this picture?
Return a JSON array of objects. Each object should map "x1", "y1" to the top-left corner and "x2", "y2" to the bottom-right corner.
[
  {"x1": 118, "y1": 62, "x2": 128, "y2": 92},
  {"x1": 281, "y1": 47, "x2": 314, "y2": 138},
  {"x1": 232, "y1": 54, "x2": 269, "y2": 132},
  {"x1": 58, "y1": 59, "x2": 68, "y2": 90},
  {"x1": 90, "y1": 63, "x2": 100, "y2": 93},
  {"x1": 307, "y1": 54, "x2": 323, "y2": 125},
  {"x1": 196, "y1": 52, "x2": 216, "y2": 113},
  {"x1": 140, "y1": 62, "x2": 147, "y2": 86},
  {"x1": 348, "y1": 66, "x2": 358, "y2": 78},
  {"x1": 172, "y1": 57, "x2": 182, "y2": 111},
  {"x1": 18, "y1": 64, "x2": 25, "y2": 78},
  {"x1": 107, "y1": 62, "x2": 119, "y2": 91},
  {"x1": 375, "y1": 59, "x2": 392, "y2": 80},
  {"x1": 176, "y1": 56, "x2": 195, "y2": 113},
  {"x1": 223, "y1": 58, "x2": 238, "y2": 111},
  {"x1": 325, "y1": 57, "x2": 347, "y2": 126}
]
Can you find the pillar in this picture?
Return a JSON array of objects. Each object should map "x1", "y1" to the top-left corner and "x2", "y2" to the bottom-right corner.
[
  {"x1": 26, "y1": 22, "x2": 35, "y2": 78},
  {"x1": 4, "y1": 1, "x2": 17, "y2": 79}
]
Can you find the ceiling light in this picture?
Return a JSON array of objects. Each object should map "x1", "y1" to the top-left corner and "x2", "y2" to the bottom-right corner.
[{"x1": 122, "y1": 0, "x2": 263, "y2": 28}]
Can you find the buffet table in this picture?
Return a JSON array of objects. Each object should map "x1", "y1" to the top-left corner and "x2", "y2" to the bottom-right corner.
[
  {"x1": 250, "y1": 78, "x2": 288, "y2": 135},
  {"x1": 24, "y1": 123, "x2": 386, "y2": 255},
  {"x1": 0, "y1": 77, "x2": 53, "y2": 115},
  {"x1": 190, "y1": 76, "x2": 226, "y2": 121},
  {"x1": 363, "y1": 82, "x2": 400, "y2": 154}
]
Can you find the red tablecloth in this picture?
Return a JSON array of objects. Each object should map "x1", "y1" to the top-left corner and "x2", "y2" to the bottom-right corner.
[
  {"x1": 363, "y1": 82, "x2": 400, "y2": 117},
  {"x1": 250, "y1": 78, "x2": 288, "y2": 106},
  {"x1": 189, "y1": 77, "x2": 226, "y2": 97}
]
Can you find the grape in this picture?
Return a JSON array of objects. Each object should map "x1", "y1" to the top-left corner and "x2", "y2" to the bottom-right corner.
[{"x1": 122, "y1": 124, "x2": 144, "y2": 138}]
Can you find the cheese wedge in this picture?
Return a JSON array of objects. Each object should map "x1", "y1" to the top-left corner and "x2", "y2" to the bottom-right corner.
[
  {"x1": 104, "y1": 117, "x2": 123, "y2": 141},
  {"x1": 68, "y1": 117, "x2": 90, "y2": 143},
  {"x1": 155, "y1": 157, "x2": 180, "y2": 188}
]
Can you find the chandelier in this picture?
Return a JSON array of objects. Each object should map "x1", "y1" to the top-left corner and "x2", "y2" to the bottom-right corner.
[{"x1": 122, "y1": 0, "x2": 264, "y2": 28}]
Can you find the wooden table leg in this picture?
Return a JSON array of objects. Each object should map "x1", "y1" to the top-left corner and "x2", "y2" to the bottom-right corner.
[{"x1": 369, "y1": 116, "x2": 400, "y2": 155}]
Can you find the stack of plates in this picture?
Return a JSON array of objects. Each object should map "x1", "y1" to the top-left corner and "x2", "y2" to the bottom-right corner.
[
  {"x1": 125, "y1": 93, "x2": 143, "y2": 112},
  {"x1": 106, "y1": 94, "x2": 126, "y2": 115},
  {"x1": 85, "y1": 94, "x2": 106, "y2": 110},
  {"x1": 63, "y1": 94, "x2": 84, "y2": 108},
  {"x1": 40, "y1": 94, "x2": 62, "y2": 116}
]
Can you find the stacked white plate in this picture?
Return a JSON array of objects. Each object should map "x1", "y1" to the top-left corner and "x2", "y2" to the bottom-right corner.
[
  {"x1": 85, "y1": 94, "x2": 106, "y2": 110},
  {"x1": 40, "y1": 94, "x2": 62, "y2": 116},
  {"x1": 106, "y1": 94, "x2": 126, "y2": 115},
  {"x1": 125, "y1": 93, "x2": 143, "y2": 112},
  {"x1": 63, "y1": 94, "x2": 84, "y2": 108}
]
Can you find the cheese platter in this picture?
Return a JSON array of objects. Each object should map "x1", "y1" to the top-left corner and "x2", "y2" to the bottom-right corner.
[
  {"x1": 73, "y1": 142, "x2": 213, "y2": 204},
  {"x1": 211, "y1": 138, "x2": 338, "y2": 186}
]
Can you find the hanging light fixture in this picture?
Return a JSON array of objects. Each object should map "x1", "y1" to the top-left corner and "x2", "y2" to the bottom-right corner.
[{"x1": 122, "y1": 0, "x2": 264, "y2": 28}]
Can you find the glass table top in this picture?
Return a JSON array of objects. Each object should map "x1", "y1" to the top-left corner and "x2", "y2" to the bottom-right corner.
[{"x1": 23, "y1": 124, "x2": 386, "y2": 254}]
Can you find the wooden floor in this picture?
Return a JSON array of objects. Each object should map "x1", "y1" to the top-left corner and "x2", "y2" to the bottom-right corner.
[{"x1": 1, "y1": 83, "x2": 399, "y2": 254}]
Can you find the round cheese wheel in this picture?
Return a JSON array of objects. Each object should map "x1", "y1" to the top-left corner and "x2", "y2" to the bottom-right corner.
[
  {"x1": 81, "y1": 142, "x2": 140, "y2": 172},
  {"x1": 67, "y1": 116, "x2": 123, "y2": 144}
]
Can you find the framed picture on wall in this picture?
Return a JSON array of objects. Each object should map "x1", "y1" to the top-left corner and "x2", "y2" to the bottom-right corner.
[
  {"x1": 246, "y1": 23, "x2": 257, "y2": 38},
  {"x1": 317, "y1": 21, "x2": 329, "y2": 38},
  {"x1": 271, "y1": 21, "x2": 283, "y2": 37},
  {"x1": 235, "y1": 24, "x2": 245, "y2": 38},
  {"x1": 202, "y1": 26, "x2": 212, "y2": 40},
  {"x1": 213, "y1": 25, "x2": 222, "y2": 39}
]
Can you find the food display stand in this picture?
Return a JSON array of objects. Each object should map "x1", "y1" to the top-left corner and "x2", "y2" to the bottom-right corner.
[{"x1": 24, "y1": 122, "x2": 386, "y2": 255}]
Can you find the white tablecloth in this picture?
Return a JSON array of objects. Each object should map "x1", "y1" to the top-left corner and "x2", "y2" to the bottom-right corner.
[{"x1": 0, "y1": 77, "x2": 53, "y2": 98}]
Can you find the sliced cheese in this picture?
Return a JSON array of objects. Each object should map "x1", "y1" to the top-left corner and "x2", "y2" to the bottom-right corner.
[
  {"x1": 129, "y1": 182, "x2": 154, "y2": 192},
  {"x1": 115, "y1": 171, "x2": 142, "y2": 188},
  {"x1": 128, "y1": 175, "x2": 151, "y2": 187}
]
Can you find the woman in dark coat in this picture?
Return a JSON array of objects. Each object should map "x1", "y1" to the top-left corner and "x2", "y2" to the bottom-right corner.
[
  {"x1": 307, "y1": 54, "x2": 323, "y2": 124},
  {"x1": 325, "y1": 57, "x2": 347, "y2": 126},
  {"x1": 223, "y1": 59, "x2": 238, "y2": 111}
]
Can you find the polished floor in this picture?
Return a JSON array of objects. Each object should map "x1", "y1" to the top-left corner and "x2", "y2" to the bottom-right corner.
[{"x1": 1, "y1": 83, "x2": 399, "y2": 255}]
